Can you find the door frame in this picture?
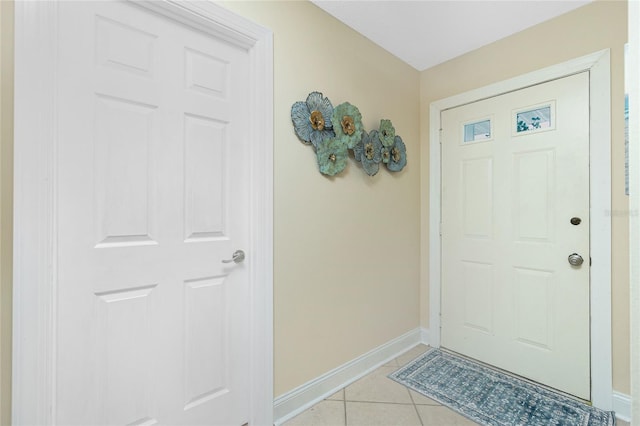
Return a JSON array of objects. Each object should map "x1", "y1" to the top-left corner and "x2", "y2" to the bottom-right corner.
[
  {"x1": 629, "y1": 2, "x2": 640, "y2": 421},
  {"x1": 428, "y1": 49, "x2": 612, "y2": 409},
  {"x1": 12, "y1": 1, "x2": 274, "y2": 424}
]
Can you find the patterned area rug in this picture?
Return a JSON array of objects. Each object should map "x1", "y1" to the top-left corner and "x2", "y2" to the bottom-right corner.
[{"x1": 389, "y1": 348, "x2": 615, "y2": 426}]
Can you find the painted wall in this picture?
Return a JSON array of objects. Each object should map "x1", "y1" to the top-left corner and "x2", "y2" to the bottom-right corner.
[
  {"x1": 218, "y1": 1, "x2": 421, "y2": 396},
  {"x1": 0, "y1": 1, "x2": 13, "y2": 424},
  {"x1": 419, "y1": 0, "x2": 630, "y2": 394}
]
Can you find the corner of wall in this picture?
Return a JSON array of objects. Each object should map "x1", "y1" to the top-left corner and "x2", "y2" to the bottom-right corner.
[{"x1": 273, "y1": 328, "x2": 424, "y2": 425}]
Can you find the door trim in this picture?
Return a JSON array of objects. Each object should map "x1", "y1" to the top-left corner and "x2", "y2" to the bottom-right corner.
[
  {"x1": 428, "y1": 50, "x2": 612, "y2": 409},
  {"x1": 629, "y1": 2, "x2": 640, "y2": 421},
  {"x1": 12, "y1": 1, "x2": 274, "y2": 424}
]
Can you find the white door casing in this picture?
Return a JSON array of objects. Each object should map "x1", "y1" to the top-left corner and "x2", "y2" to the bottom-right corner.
[
  {"x1": 441, "y1": 73, "x2": 590, "y2": 399},
  {"x1": 629, "y1": 2, "x2": 640, "y2": 423},
  {"x1": 429, "y1": 50, "x2": 612, "y2": 409},
  {"x1": 13, "y1": 1, "x2": 273, "y2": 424}
]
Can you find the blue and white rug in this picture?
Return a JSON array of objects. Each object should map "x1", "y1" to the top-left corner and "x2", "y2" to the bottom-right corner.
[{"x1": 389, "y1": 348, "x2": 615, "y2": 426}]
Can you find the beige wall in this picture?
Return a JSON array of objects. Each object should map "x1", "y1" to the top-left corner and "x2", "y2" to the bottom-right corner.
[
  {"x1": 219, "y1": 1, "x2": 421, "y2": 396},
  {"x1": 419, "y1": 0, "x2": 630, "y2": 394},
  {"x1": 0, "y1": 1, "x2": 12, "y2": 423}
]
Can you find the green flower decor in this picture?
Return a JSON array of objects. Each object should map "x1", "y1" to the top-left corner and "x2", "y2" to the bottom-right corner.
[
  {"x1": 316, "y1": 137, "x2": 348, "y2": 176},
  {"x1": 331, "y1": 102, "x2": 364, "y2": 149},
  {"x1": 291, "y1": 92, "x2": 335, "y2": 147},
  {"x1": 359, "y1": 130, "x2": 383, "y2": 176},
  {"x1": 378, "y1": 119, "x2": 395, "y2": 147},
  {"x1": 387, "y1": 135, "x2": 407, "y2": 172}
]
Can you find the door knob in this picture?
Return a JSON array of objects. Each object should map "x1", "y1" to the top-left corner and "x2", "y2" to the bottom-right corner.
[
  {"x1": 222, "y1": 250, "x2": 245, "y2": 264},
  {"x1": 568, "y1": 253, "x2": 584, "y2": 267}
]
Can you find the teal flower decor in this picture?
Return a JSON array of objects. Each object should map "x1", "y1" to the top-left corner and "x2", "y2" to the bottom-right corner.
[
  {"x1": 358, "y1": 130, "x2": 383, "y2": 176},
  {"x1": 331, "y1": 102, "x2": 364, "y2": 149},
  {"x1": 291, "y1": 92, "x2": 335, "y2": 147},
  {"x1": 291, "y1": 91, "x2": 408, "y2": 177},
  {"x1": 387, "y1": 135, "x2": 407, "y2": 172},
  {"x1": 378, "y1": 119, "x2": 395, "y2": 147},
  {"x1": 316, "y1": 137, "x2": 348, "y2": 176}
]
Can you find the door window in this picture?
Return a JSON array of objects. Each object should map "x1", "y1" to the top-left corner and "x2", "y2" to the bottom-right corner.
[{"x1": 513, "y1": 102, "x2": 555, "y2": 136}]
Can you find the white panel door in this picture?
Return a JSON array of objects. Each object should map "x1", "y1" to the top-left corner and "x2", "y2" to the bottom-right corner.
[
  {"x1": 55, "y1": 1, "x2": 250, "y2": 424},
  {"x1": 441, "y1": 72, "x2": 590, "y2": 399}
]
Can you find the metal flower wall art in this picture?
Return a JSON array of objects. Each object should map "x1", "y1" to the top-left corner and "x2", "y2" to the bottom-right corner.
[{"x1": 291, "y1": 91, "x2": 407, "y2": 177}]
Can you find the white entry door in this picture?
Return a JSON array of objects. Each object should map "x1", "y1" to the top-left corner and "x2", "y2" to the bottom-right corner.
[
  {"x1": 54, "y1": 1, "x2": 251, "y2": 424},
  {"x1": 441, "y1": 72, "x2": 590, "y2": 399}
]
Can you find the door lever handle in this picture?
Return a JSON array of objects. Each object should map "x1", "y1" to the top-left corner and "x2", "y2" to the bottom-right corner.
[{"x1": 222, "y1": 250, "x2": 245, "y2": 264}]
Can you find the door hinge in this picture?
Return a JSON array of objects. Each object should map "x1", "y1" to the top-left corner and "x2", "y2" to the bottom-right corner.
[{"x1": 439, "y1": 222, "x2": 442, "y2": 236}]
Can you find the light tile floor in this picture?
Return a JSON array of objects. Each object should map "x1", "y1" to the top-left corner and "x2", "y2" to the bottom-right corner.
[
  {"x1": 283, "y1": 344, "x2": 475, "y2": 426},
  {"x1": 282, "y1": 344, "x2": 630, "y2": 426}
]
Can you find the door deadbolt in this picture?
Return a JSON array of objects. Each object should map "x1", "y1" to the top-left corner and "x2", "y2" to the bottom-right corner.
[{"x1": 570, "y1": 217, "x2": 582, "y2": 226}]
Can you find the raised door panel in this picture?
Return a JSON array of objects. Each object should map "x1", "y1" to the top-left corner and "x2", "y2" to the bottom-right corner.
[
  {"x1": 461, "y1": 261, "x2": 494, "y2": 334},
  {"x1": 461, "y1": 158, "x2": 493, "y2": 239},
  {"x1": 183, "y1": 115, "x2": 228, "y2": 242},
  {"x1": 95, "y1": 15, "x2": 157, "y2": 78},
  {"x1": 94, "y1": 285, "x2": 158, "y2": 426},
  {"x1": 183, "y1": 276, "x2": 228, "y2": 411},
  {"x1": 94, "y1": 95, "x2": 158, "y2": 248},
  {"x1": 512, "y1": 267, "x2": 554, "y2": 351},
  {"x1": 185, "y1": 48, "x2": 229, "y2": 99},
  {"x1": 512, "y1": 149, "x2": 556, "y2": 244}
]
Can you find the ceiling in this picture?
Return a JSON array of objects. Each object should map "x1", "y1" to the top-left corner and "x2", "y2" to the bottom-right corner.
[{"x1": 311, "y1": 0, "x2": 593, "y2": 71}]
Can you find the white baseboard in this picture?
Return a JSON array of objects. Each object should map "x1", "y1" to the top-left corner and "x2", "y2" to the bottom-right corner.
[
  {"x1": 420, "y1": 327, "x2": 430, "y2": 344},
  {"x1": 612, "y1": 391, "x2": 631, "y2": 422},
  {"x1": 272, "y1": 329, "x2": 626, "y2": 424},
  {"x1": 273, "y1": 327, "x2": 429, "y2": 425}
]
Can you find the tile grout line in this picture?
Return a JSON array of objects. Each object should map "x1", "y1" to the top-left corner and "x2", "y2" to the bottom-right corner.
[
  {"x1": 407, "y1": 386, "x2": 425, "y2": 426},
  {"x1": 343, "y1": 389, "x2": 347, "y2": 426},
  {"x1": 344, "y1": 399, "x2": 420, "y2": 405}
]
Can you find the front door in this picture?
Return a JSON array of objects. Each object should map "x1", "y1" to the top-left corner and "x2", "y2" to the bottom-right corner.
[
  {"x1": 440, "y1": 72, "x2": 590, "y2": 399},
  {"x1": 55, "y1": 1, "x2": 251, "y2": 423}
]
